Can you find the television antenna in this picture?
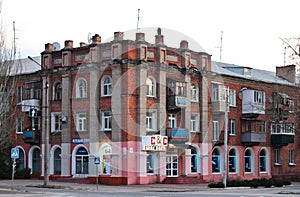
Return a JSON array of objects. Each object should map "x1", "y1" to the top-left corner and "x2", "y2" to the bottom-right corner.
[{"x1": 137, "y1": 9, "x2": 140, "y2": 32}]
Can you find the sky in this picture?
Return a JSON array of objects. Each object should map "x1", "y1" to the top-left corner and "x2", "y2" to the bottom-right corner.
[{"x1": 2, "y1": 0, "x2": 300, "y2": 71}]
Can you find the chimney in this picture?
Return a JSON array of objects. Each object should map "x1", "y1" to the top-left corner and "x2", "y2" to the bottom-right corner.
[
  {"x1": 64, "y1": 40, "x2": 73, "y2": 48},
  {"x1": 180, "y1": 40, "x2": 189, "y2": 49},
  {"x1": 80, "y1": 42, "x2": 88, "y2": 47},
  {"x1": 92, "y1": 34, "x2": 101, "y2": 43},
  {"x1": 155, "y1": 27, "x2": 164, "y2": 45},
  {"x1": 136, "y1": 32, "x2": 145, "y2": 42},
  {"x1": 276, "y1": 65, "x2": 296, "y2": 83},
  {"x1": 45, "y1": 43, "x2": 54, "y2": 52},
  {"x1": 114, "y1": 31, "x2": 124, "y2": 41}
]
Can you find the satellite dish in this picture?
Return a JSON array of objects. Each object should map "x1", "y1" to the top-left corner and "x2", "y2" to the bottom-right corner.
[
  {"x1": 87, "y1": 32, "x2": 93, "y2": 44},
  {"x1": 53, "y1": 42, "x2": 61, "y2": 51}
]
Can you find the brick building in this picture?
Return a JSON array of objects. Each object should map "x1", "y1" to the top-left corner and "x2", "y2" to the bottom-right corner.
[{"x1": 8, "y1": 29, "x2": 300, "y2": 185}]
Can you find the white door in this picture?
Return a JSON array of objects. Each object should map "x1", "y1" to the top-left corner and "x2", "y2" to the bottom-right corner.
[{"x1": 166, "y1": 155, "x2": 178, "y2": 177}]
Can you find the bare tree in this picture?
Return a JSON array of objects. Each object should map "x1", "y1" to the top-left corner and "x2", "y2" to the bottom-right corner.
[{"x1": 0, "y1": 19, "x2": 21, "y2": 178}]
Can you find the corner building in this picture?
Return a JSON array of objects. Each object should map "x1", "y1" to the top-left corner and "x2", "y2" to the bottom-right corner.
[{"x1": 11, "y1": 29, "x2": 300, "y2": 185}]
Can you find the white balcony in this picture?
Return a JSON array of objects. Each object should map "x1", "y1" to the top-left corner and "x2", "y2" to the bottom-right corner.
[{"x1": 21, "y1": 99, "x2": 41, "y2": 112}]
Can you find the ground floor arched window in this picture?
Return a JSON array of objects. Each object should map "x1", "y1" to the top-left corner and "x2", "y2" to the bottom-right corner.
[
  {"x1": 228, "y1": 148, "x2": 237, "y2": 173},
  {"x1": 190, "y1": 147, "x2": 198, "y2": 173},
  {"x1": 32, "y1": 148, "x2": 40, "y2": 174},
  {"x1": 53, "y1": 148, "x2": 61, "y2": 174},
  {"x1": 75, "y1": 147, "x2": 89, "y2": 174},
  {"x1": 16, "y1": 148, "x2": 25, "y2": 170},
  {"x1": 259, "y1": 149, "x2": 267, "y2": 172},
  {"x1": 212, "y1": 148, "x2": 221, "y2": 173},
  {"x1": 244, "y1": 149, "x2": 253, "y2": 173}
]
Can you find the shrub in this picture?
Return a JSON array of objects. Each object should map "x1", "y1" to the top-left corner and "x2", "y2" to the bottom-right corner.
[
  {"x1": 15, "y1": 168, "x2": 31, "y2": 179},
  {"x1": 208, "y1": 182, "x2": 225, "y2": 188}
]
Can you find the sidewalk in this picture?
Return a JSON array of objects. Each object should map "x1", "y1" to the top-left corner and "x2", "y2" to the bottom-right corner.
[{"x1": 0, "y1": 179, "x2": 300, "y2": 194}]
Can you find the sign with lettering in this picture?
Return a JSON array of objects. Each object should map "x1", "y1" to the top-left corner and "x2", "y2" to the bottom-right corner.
[
  {"x1": 142, "y1": 135, "x2": 168, "y2": 151},
  {"x1": 72, "y1": 138, "x2": 90, "y2": 144}
]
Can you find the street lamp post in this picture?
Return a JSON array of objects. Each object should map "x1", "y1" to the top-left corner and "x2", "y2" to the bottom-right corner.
[
  {"x1": 223, "y1": 86, "x2": 229, "y2": 188},
  {"x1": 28, "y1": 56, "x2": 50, "y2": 186}
]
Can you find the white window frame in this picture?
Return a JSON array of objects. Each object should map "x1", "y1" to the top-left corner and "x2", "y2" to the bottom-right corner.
[
  {"x1": 17, "y1": 86, "x2": 23, "y2": 103},
  {"x1": 102, "y1": 76, "x2": 112, "y2": 96},
  {"x1": 191, "y1": 83, "x2": 198, "y2": 102},
  {"x1": 76, "y1": 112, "x2": 87, "y2": 132},
  {"x1": 254, "y1": 90, "x2": 265, "y2": 104},
  {"x1": 228, "y1": 148, "x2": 237, "y2": 174},
  {"x1": 146, "y1": 111, "x2": 157, "y2": 131},
  {"x1": 275, "y1": 149, "x2": 281, "y2": 165},
  {"x1": 146, "y1": 77, "x2": 156, "y2": 97},
  {"x1": 190, "y1": 114, "x2": 199, "y2": 132},
  {"x1": 51, "y1": 112, "x2": 62, "y2": 133},
  {"x1": 32, "y1": 117, "x2": 40, "y2": 130},
  {"x1": 229, "y1": 89, "x2": 236, "y2": 107},
  {"x1": 213, "y1": 121, "x2": 220, "y2": 141},
  {"x1": 168, "y1": 114, "x2": 177, "y2": 128},
  {"x1": 16, "y1": 117, "x2": 24, "y2": 134},
  {"x1": 229, "y1": 119, "x2": 236, "y2": 135},
  {"x1": 102, "y1": 111, "x2": 112, "y2": 131},
  {"x1": 288, "y1": 100, "x2": 294, "y2": 112},
  {"x1": 212, "y1": 83, "x2": 227, "y2": 101},
  {"x1": 289, "y1": 150, "x2": 295, "y2": 165},
  {"x1": 76, "y1": 78, "x2": 87, "y2": 98},
  {"x1": 54, "y1": 82, "x2": 62, "y2": 100}
]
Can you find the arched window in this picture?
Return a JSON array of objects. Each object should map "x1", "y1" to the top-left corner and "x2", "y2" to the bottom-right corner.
[
  {"x1": 228, "y1": 148, "x2": 237, "y2": 173},
  {"x1": 259, "y1": 149, "x2": 267, "y2": 172},
  {"x1": 191, "y1": 83, "x2": 198, "y2": 101},
  {"x1": 102, "y1": 76, "x2": 112, "y2": 96},
  {"x1": 76, "y1": 78, "x2": 87, "y2": 98},
  {"x1": 53, "y1": 148, "x2": 61, "y2": 174},
  {"x1": 212, "y1": 148, "x2": 221, "y2": 173},
  {"x1": 75, "y1": 147, "x2": 89, "y2": 174},
  {"x1": 32, "y1": 148, "x2": 40, "y2": 175},
  {"x1": 146, "y1": 154, "x2": 154, "y2": 173},
  {"x1": 16, "y1": 148, "x2": 25, "y2": 170},
  {"x1": 54, "y1": 82, "x2": 62, "y2": 100},
  {"x1": 146, "y1": 77, "x2": 155, "y2": 97},
  {"x1": 191, "y1": 147, "x2": 198, "y2": 173},
  {"x1": 244, "y1": 149, "x2": 253, "y2": 173}
]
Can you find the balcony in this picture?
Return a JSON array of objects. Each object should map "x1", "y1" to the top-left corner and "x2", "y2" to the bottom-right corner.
[
  {"x1": 21, "y1": 99, "x2": 41, "y2": 112},
  {"x1": 166, "y1": 128, "x2": 189, "y2": 144},
  {"x1": 212, "y1": 101, "x2": 227, "y2": 113},
  {"x1": 167, "y1": 95, "x2": 186, "y2": 110},
  {"x1": 242, "y1": 89, "x2": 265, "y2": 116},
  {"x1": 23, "y1": 129, "x2": 40, "y2": 144},
  {"x1": 241, "y1": 132, "x2": 266, "y2": 145},
  {"x1": 271, "y1": 134, "x2": 294, "y2": 147}
]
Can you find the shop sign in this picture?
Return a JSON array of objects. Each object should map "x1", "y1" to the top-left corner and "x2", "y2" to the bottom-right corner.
[
  {"x1": 142, "y1": 135, "x2": 168, "y2": 151},
  {"x1": 72, "y1": 138, "x2": 90, "y2": 144}
]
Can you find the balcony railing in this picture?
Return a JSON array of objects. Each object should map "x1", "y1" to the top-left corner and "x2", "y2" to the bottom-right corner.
[
  {"x1": 21, "y1": 99, "x2": 41, "y2": 112},
  {"x1": 166, "y1": 128, "x2": 189, "y2": 144},
  {"x1": 167, "y1": 95, "x2": 186, "y2": 110},
  {"x1": 271, "y1": 133, "x2": 294, "y2": 147},
  {"x1": 241, "y1": 131, "x2": 266, "y2": 145},
  {"x1": 23, "y1": 129, "x2": 40, "y2": 144}
]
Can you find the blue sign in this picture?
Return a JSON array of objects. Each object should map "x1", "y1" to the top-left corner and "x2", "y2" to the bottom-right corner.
[
  {"x1": 72, "y1": 138, "x2": 90, "y2": 144},
  {"x1": 94, "y1": 157, "x2": 100, "y2": 165},
  {"x1": 177, "y1": 97, "x2": 186, "y2": 105},
  {"x1": 29, "y1": 108, "x2": 38, "y2": 117},
  {"x1": 11, "y1": 148, "x2": 19, "y2": 159},
  {"x1": 172, "y1": 129, "x2": 189, "y2": 137}
]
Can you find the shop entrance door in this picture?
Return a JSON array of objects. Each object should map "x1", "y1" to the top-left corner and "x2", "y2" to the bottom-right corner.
[{"x1": 166, "y1": 155, "x2": 178, "y2": 177}]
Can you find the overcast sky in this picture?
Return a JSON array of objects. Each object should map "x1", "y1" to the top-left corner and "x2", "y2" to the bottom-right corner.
[{"x1": 2, "y1": 0, "x2": 300, "y2": 71}]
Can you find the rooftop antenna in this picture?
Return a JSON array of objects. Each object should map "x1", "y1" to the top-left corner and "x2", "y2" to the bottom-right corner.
[
  {"x1": 13, "y1": 21, "x2": 16, "y2": 56},
  {"x1": 220, "y1": 31, "x2": 223, "y2": 62},
  {"x1": 137, "y1": 8, "x2": 140, "y2": 33}
]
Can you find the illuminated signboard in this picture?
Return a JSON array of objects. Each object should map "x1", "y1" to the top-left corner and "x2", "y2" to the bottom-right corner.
[{"x1": 142, "y1": 135, "x2": 168, "y2": 151}]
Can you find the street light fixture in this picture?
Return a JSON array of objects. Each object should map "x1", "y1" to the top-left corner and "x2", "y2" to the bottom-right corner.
[{"x1": 28, "y1": 56, "x2": 50, "y2": 186}]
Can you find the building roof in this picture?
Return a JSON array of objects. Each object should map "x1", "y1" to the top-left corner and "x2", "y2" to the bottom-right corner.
[
  {"x1": 9, "y1": 56, "x2": 41, "y2": 76},
  {"x1": 212, "y1": 61, "x2": 295, "y2": 86}
]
